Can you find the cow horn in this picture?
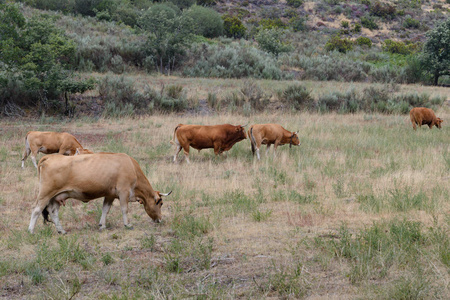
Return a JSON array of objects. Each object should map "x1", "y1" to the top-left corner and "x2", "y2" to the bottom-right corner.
[
  {"x1": 241, "y1": 122, "x2": 249, "y2": 127},
  {"x1": 159, "y1": 191, "x2": 172, "y2": 197}
]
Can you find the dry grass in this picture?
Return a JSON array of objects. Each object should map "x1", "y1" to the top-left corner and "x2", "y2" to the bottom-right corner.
[{"x1": 0, "y1": 111, "x2": 449, "y2": 299}]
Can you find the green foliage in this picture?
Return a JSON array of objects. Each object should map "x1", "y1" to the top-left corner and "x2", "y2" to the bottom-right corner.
[
  {"x1": 289, "y1": 16, "x2": 307, "y2": 32},
  {"x1": 139, "y1": 3, "x2": 194, "y2": 74},
  {"x1": 167, "y1": 0, "x2": 196, "y2": 10},
  {"x1": 183, "y1": 5, "x2": 223, "y2": 38},
  {"x1": 256, "y1": 29, "x2": 293, "y2": 57},
  {"x1": 353, "y1": 22, "x2": 362, "y2": 33},
  {"x1": 420, "y1": 18, "x2": 450, "y2": 85},
  {"x1": 0, "y1": 4, "x2": 94, "y2": 115},
  {"x1": 156, "y1": 84, "x2": 188, "y2": 112},
  {"x1": 281, "y1": 84, "x2": 314, "y2": 111},
  {"x1": 382, "y1": 39, "x2": 417, "y2": 55},
  {"x1": 222, "y1": 15, "x2": 246, "y2": 39},
  {"x1": 403, "y1": 16, "x2": 420, "y2": 29},
  {"x1": 286, "y1": 0, "x2": 304, "y2": 8},
  {"x1": 370, "y1": 1, "x2": 396, "y2": 19},
  {"x1": 184, "y1": 42, "x2": 284, "y2": 80},
  {"x1": 196, "y1": 0, "x2": 217, "y2": 5},
  {"x1": 361, "y1": 16, "x2": 379, "y2": 30},
  {"x1": 325, "y1": 35, "x2": 353, "y2": 53},
  {"x1": 355, "y1": 36, "x2": 372, "y2": 48},
  {"x1": 258, "y1": 18, "x2": 287, "y2": 30}
]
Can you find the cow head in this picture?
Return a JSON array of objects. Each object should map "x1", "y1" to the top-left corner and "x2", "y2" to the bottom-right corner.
[
  {"x1": 236, "y1": 125, "x2": 247, "y2": 139},
  {"x1": 142, "y1": 191, "x2": 172, "y2": 223},
  {"x1": 289, "y1": 132, "x2": 300, "y2": 148},
  {"x1": 436, "y1": 118, "x2": 443, "y2": 129}
]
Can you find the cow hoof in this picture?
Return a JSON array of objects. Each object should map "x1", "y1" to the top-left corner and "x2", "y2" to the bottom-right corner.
[
  {"x1": 125, "y1": 224, "x2": 134, "y2": 230},
  {"x1": 58, "y1": 230, "x2": 67, "y2": 234}
]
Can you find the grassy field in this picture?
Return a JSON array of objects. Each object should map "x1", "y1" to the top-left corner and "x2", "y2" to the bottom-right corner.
[{"x1": 0, "y1": 110, "x2": 449, "y2": 299}]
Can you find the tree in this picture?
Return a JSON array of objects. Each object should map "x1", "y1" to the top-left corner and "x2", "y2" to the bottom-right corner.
[
  {"x1": 183, "y1": 5, "x2": 223, "y2": 38},
  {"x1": 0, "y1": 3, "x2": 94, "y2": 115},
  {"x1": 420, "y1": 18, "x2": 450, "y2": 85},
  {"x1": 139, "y1": 3, "x2": 194, "y2": 74},
  {"x1": 255, "y1": 29, "x2": 293, "y2": 57}
]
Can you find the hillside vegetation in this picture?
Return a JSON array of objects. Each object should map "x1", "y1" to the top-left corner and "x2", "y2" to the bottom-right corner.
[{"x1": 0, "y1": 0, "x2": 449, "y2": 117}]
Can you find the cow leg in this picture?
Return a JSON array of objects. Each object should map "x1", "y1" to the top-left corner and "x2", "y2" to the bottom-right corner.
[
  {"x1": 118, "y1": 192, "x2": 132, "y2": 229},
  {"x1": 46, "y1": 200, "x2": 66, "y2": 234},
  {"x1": 182, "y1": 146, "x2": 191, "y2": 164},
  {"x1": 21, "y1": 146, "x2": 31, "y2": 168},
  {"x1": 173, "y1": 145, "x2": 182, "y2": 163},
  {"x1": 99, "y1": 196, "x2": 115, "y2": 230},
  {"x1": 28, "y1": 196, "x2": 52, "y2": 233},
  {"x1": 266, "y1": 144, "x2": 271, "y2": 156}
]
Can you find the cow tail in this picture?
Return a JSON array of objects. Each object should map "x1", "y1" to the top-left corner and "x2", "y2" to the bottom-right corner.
[
  {"x1": 250, "y1": 127, "x2": 256, "y2": 155},
  {"x1": 170, "y1": 124, "x2": 182, "y2": 145}
]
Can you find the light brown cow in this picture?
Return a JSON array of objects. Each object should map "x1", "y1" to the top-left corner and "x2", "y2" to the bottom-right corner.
[
  {"x1": 248, "y1": 124, "x2": 300, "y2": 160},
  {"x1": 171, "y1": 124, "x2": 247, "y2": 163},
  {"x1": 28, "y1": 153, "x2": 171, "y2": 234},
  {"x1": 21, "y1": 131, "x2": 91, "y2": 168},
  {"x1": 409, "y1": 107, "x2": 443, "y2": 130}
]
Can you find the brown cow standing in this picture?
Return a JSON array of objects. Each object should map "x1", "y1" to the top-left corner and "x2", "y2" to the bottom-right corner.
[
  {"x1": 22, "y1": 131, "x2": 91, "y2": 168},
  {"x1": 409, "y1": 107, "x2": 443, "y2": 130},
  {"x1": 28, "y1": 153, "x2": 171, "y2": 234},
  {"x1": 171, "y1": 124, "x2": 247, "y2": 163},
  {"x1": 248, "y1": 124, "x2": 300, "y2": 160}
]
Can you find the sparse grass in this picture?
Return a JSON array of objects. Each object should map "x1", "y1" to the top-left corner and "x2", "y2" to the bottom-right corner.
[{"x1": 0, "y1": 109, "x2": 449, "y2": 298}]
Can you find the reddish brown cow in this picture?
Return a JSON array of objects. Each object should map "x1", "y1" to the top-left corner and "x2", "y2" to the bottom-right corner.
[
  {"x1": 171, "y1": 124, "x2": 247, "y2": 163},
  {"x1": 22, "y1": 131, "x2": 91, "y2": 168},
  {"x1": 248, "y1": 124, "x2": 300, "y2": 160},
  {"x1": 409, "y1": 107, "x2": 443, "y2": 130}
]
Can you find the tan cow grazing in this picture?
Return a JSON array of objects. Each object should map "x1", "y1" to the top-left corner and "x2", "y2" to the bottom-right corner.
[
  {"x1": 171, "y1": 124, "x2": 247, "y2": 163},
  {"x1": 409, "y1": 107, "x2": 443, "y2": 130},
  {"x1": 248, "y1": 124, "x2": 300, "y2": 160},
  {"x1": 21, "y1": 131, "x2": 91, "y2": 168},
  {"x1": 28, "y1": 153, "x2": 171, "y2": 234}
]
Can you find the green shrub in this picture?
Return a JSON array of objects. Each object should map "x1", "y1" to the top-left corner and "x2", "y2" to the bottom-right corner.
[
  {"x1": 361, "y1": 16, "x2": 379, "y2": 30},
  {"x1": 403, "y1": 16, "x2": 420, "y2": 29},
  {"x1": 259, "y1": 18, "x2": 287, "y2": 30},
  {"x1": 355, "y1": 36, "x2": 372, "y2": 48},
  {"x1": 156, "y1": 84, "x2": 188, "y2": 112},
  {"x1": 289, "y1": 16, "x2": 307, "y2": 32},
  {"x1": 353, "y1": 22, "x2": 362, "y2": 33},
  {"x1": 184, "y1": 42, "x2": 285, "y2": 79},
  {"x1": 370, "y1": 1, "x2": 396, "y2": 19},
  {"x1": 222, "y1": 15, "x2": 246, "y2": 38},
  {"x1": 286, "y1": 0, "x2": 304, "y2": 8},
  {"x1": 167, "y1": 0, "x2": 195, "y2": 10},
  {"x1": 183, "y1": 5, "x2": 223, "y2": 38},
  {"x1": 256, "y1": 29, "x2": 293, "y2": 57},
  {"x1": 280, "y1": 84, "x2": 314, "y2": 111},
  {"x1": 341, "y1": 20, "x2": 349, "y2": 28},
  {"x1": 240, "y1": 80, "x2": 270, "y2": 111},
  {"x1": 382, "y1": 39, "x2": 416, "y2": 55},
  {"x1": 325, "y1": 35, "x2": 354, "y2": 53},
  {"x1": 196, "y1": 0, "x2": 217, "y2": 5},
  {"x1": 318, "y1": 90, "x2": 359, "y2": 113}
]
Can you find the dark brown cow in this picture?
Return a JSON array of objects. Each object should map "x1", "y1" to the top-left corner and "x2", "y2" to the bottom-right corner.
[
  {"x1": 28, "y1": 153, "x2": 171, "y2": 234},
  {"x1": 171, "y1": 124, "x2": 247, "y2": 163},
  {"x1": 22, "y1": 131, "x2": 91, "y2": 168},
  {"x1": 248, "y1": 124, "x2": 300, "y2": 160},
  {"x1": 409, "y1": 107, "x2": 443, "y2": 130}
]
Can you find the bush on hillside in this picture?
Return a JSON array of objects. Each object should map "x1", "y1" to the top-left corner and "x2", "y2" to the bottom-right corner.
[
  {"x1": 370, "y1": 1, "x2": 396, "y2": 19},
  {"x1": 289, "y1": 16, "x2": 307, "y2": 32},
  {"x1": 355, "y1": 36, "x2": 372, "y2": 48},
  {"x1": 361, "y1": 16, "x2": 379, "y2": 30},
  {"x1": 403, "y1": 16, "x2": 420, "y2": 29},
  {"x1": 168, "y1": 0, "x2": 196, "y2": 10},
  {"x1": 382, "y1": 39, "x2": 417, "y2": 55},
  {"x1": 280, "y1": 85, "x2": 314, "y2": 111},
  {"x1": 183, "y1": 42, "x2": 285, "y2": 80},
  {"x1": 286, "y1": 0, "x2": 304, "y2": 8},
  {"x1": 222, "y1": 15, "x2": 246, "y2": 38},
  {"x1": 183, "y1": 5, "x2": 223, "y2": 38},
  {"x1": 325, "y1": 35, "x2": 353, "y2": 53},
  {"x1": 256, "y1": 29, "x2": 293, "y2": 57}
]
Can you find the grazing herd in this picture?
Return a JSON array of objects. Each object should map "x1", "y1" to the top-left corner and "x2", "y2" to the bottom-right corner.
[{"x1": 23, "y1": 107, "x2": 443, "y2": 234}]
